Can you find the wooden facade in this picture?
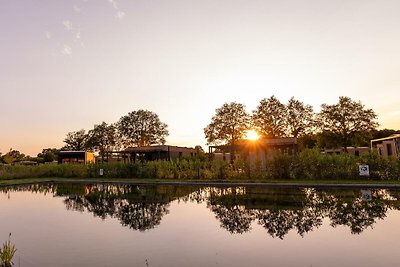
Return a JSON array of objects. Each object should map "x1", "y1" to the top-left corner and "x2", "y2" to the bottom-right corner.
[
  {"x1": 208, "y1": 138, "x2": 298, "y2": 161},
  {"x1": 370, "y1": 134, "x2": 400, "y2": 158},
  {"x1": 58, "y1": 151, "x2": 95, "y2": 164},
  {"x1": 124, "y1": 145, "x2": 197, "y2": 162}
]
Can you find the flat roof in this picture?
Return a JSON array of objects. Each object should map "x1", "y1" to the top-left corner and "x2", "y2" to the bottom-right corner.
[{"x1": 370, "y1": 134, "x2": 400, "y2": 143}]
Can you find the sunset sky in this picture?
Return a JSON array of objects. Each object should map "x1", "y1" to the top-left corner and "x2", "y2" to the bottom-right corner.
[{"x1": 1, "y1": 0, "x2": 400, "y2": 156}]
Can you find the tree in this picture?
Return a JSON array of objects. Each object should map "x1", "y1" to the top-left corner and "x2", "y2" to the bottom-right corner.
[
  {"x1": 286, "y1": 97, "x2": 315, "y2": 138},
  {"x1": 1, "y1": 149, "x2": 25, "y2": 164},
  {"x1": 317, "y1": 96, "x2": 378, "y2": 152},
  {"x1": 86, "y1": 122, "x2": 117, "y2": 161},
  {"x1": 371, "y1": 128, "x2": 400, "y2": 140},
  {"x1": 37, "y1": 148, "x2": 60, "y2": 163},
  {"x1": 204, "y1": 102, "x2": 250, "y2": 161},
  {"x1": 63, "y1": 129, "x2": 87, "y2": 151},
  {"x1": 252, "y1": 96, "x2": 287, "y2": 138},
  {"x1": 117, "y1": 110, "x2": 169, "y2": 147}
]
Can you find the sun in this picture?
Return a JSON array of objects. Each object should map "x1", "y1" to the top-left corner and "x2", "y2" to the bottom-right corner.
[{"x1": 246, "y1": 130, "x2": 260, "y2": 141}]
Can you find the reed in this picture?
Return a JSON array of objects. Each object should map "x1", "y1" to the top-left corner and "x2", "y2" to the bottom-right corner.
[{"x1": 0, "y1": 150, "x2": 399, "y2": 181}]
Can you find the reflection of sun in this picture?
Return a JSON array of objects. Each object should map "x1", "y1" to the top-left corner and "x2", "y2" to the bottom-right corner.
[{"x1": 246, "y1": 130, "x2": 260, "y2": 141}]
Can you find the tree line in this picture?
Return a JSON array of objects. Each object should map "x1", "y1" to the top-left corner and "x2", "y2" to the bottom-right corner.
[
  {"x1": 0, "y1": 96, "x2": 398, "y2": 164},
  {"x1": 204, "y1": 96, "x2": 389, "y2": 152}
]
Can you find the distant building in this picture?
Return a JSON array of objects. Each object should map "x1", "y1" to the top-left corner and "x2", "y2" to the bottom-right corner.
[
  {"x1": 124, "y1": 145, "x2": 197, "y2": 162},
  {"x1": 13, "y1": 161, "x2": 37, "y2": 166},
  {"x1": 58, "y1": 151, "x2": 95, "y2": 164},
  {"x1": 323, "y1": 147, "x2": 370, "y2": 156},
  {"x1": 370, "y1": 134, "x2": 400, "y2": 158}
]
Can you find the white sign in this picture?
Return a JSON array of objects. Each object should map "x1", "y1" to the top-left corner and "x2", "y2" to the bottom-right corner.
[
  {"x1": 361, "y1": 190, "x2": 372, "y2": 201},
  {"x1": 99, "y1": 169, "x2": 104, "y2": 176},
  {"x1": 359, "y1": 165, "x2": 370, "y2": 176}
]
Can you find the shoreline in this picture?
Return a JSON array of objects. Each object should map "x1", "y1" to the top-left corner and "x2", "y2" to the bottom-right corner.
[{"x1": 2, "y1": 178, "x2": 400, "y2": 189}]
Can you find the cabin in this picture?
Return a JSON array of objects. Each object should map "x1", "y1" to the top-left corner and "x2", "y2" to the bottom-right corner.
[
  {"x1": 370, "y1": 134, "x2": 400, "y2": 158},
  {"x1": 124, "y1": 145, "x2": 197, "y2": 162},
  {"x1": 208, "y1": 137, "x2": 298, "y2": 161},
  {"x1": 58, "y1": 151, "x2": 95, "y2": 164}
]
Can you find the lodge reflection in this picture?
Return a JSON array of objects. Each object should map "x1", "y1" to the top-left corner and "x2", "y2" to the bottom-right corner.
[{"x1": 2, "y1": 184, "x2": 400, "y2": 237}]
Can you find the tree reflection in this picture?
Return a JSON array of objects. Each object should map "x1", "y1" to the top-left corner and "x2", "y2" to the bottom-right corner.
[
  {"x1": 210, "y1": 204, "x2": 254, "y2": 234},
  {"x1": 201, "y1": 187, "x2": 400, "y2": 238},
  {"x1": 2, "y1": 183, "x2": 400, "y2": 237}
]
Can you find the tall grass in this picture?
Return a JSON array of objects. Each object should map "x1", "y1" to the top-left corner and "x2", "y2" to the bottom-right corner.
[
  {"x1": 0, "y1": 233, "x2": 17, "y2": 267},
  {"x1": 0, "y1": 150, "x2": 399, "y2": 181}
]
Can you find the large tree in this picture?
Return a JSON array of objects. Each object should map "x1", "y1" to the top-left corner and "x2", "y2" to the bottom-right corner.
[
  {"x1": 252, "y1": 96, "x2": 287, "y2": 138},
  {"x1": 117, "y1": 110, "x2": 168, "y2": 147},
  {"x1": 317, "y1": 96, "x2": 378, "y2": 152},
  {"x1": 204, "y1": 102, "x2": 250, "y2": 161},
  {"x1": 63, "y1": 129, "x2": 87, "y2": 151},
  {"x1": 286, "y1": 97, "x2": 315, "y2": 138},
  {"x1": 86, "y1": 122, "x2": 117, "y2": 161}
]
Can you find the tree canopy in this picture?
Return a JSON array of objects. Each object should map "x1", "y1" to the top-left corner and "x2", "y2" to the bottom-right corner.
[
  {"x1": 63, "y1": 129, "x2": 87, "y2": 151},
  {"x1": 204, "y1": 102, "x2": 250, "y2": 146},
  {"x1": 317, "y1": 96, "x2": 378, "y2": 151},
  {"x1": 117, "y1": 110, "x2": 169, "y2": 147},
  {"x1": 286, "y1": 97, "x2": 315, "y2": 138},
  {"x1": 85, "y1": 122, "x2": 117, "y2": 160},
  {"x1": 252, "y1": 96, "x2": 287, "y2": 138}
]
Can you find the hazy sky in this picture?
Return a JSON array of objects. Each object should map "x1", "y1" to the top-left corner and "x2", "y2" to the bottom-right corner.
[{"x1": 1, "y1": 0, "x2": 400, "y2": 156}]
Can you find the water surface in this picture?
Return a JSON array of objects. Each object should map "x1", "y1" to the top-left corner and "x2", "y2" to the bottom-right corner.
[{"x1": 1, "y1": 183, "x2": 399, "y2": 267}]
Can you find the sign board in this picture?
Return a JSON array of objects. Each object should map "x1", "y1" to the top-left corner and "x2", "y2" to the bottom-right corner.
[
  {"x1": 359, "y1": 165, "x2": 370, "y2": 176},
  {"x1": 361, "y1": 190, "x2": 372, "y2": 201},
  {"x1": 99, "y1": 169, "x2": 104, "y2": 176}
]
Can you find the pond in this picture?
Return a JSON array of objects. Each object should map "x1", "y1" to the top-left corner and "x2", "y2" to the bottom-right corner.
[{"x1": 1, "y1": 183, "x2": 400, "y2": 267}]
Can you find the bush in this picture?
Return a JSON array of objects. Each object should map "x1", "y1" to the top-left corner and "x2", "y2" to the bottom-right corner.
[{"x1": 0, "y1": 151, "x2": 399, "y2": 181}]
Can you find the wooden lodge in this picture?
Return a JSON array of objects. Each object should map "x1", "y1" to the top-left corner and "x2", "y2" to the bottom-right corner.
[
  {"x1": 208, "y1": 137, "x2": 298, "y2": 161},
  {"x1": 125, "y1": 145, "x2": 197, "y2": 162},
  {"x1": 370, "y1": 134, "x2": 400, "y2": 158},
  {"x1": 58, "y1": 151, "x2": 95, "y2": 164}
]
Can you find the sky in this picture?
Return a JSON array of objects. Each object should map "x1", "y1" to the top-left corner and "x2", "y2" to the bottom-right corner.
[{"x1": 1, "y1": 0, "x2": 400, "y2": 156}]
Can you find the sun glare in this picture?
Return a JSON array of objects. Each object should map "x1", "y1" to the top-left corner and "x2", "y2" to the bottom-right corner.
[{"x1": 246, "y1": 130, "x2": 260, "y2": 141}]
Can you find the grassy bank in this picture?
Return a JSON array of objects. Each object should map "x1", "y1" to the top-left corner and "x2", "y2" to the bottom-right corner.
[{"x1": 0, "y1": 149, "x2": 399, "y2": 182}]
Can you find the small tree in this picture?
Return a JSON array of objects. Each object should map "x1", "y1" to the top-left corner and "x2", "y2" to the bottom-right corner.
[
  {"x1": 1, "y1": 149, "x2": 25, "y2": 164},
  {"x1": 317, "y1": 96, "x2": 378, "y2": 152},
  {"x1": 252, "y1": 96, "x2": 287, "y2": 138},
  {"x1": 204, "y1": 102, "x2": 250, "y2": 162},
  {"x1": 63, "y1": 129, "x2": 87, "y2": 151},
  {"x1": 117, "y1": 110, "x2": 169, "y2": 147},
  {"x1": 37, "y1": 148, "x2": 60, "y2": 163}
]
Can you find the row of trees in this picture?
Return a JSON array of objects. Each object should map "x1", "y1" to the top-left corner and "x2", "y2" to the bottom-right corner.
[
  {"x1": 204, "y1": 96, "x2": 379, "y2": 152},
  {"x1": 63, "y1": 110, "x2": 169, "y2": 160}
]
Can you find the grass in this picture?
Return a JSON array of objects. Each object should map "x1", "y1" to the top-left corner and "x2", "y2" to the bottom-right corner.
[
  {"x1": 0, "y1": 234, "x2": 17, "y2": 267},
  {"x1": 0, "y1": 149, "x2": 399, "y2": 184}
]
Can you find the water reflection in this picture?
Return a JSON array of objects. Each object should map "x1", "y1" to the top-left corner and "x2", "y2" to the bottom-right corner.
[{"x1": 2, "y1": 184, "x2": 400, "y2": 238}]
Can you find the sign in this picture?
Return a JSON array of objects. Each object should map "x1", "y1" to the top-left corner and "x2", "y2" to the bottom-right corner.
[
  {"x1": 359, "y1": 165, "x2": 370, "y2": 176},
  {"x1": 99, "y1": 169, "x2": 104, "y2": 176},
  {"x1": 361, "y1": 190, "x2": 372, "y2": 201}
]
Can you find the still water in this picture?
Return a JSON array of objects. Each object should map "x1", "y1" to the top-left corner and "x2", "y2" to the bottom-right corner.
[{"x1": 1, "y1": 183, "x2": 400, "y2": 267}]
